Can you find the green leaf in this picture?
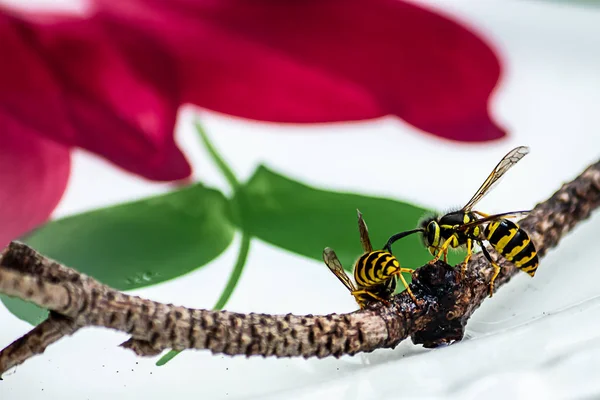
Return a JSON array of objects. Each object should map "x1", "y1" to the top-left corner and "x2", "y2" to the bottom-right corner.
[
  {"x1": 0, "y1": 297, "x2": 48, "y2": 326},
  {"x1": 2, "y1": 184, "x2": 235, "y2": 325},
  {"x1": 235, "y1": 166, "x2": 465, "y2": 272}
]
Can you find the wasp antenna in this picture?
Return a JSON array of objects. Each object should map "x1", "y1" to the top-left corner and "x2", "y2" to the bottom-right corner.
[{"x1": 383, "y1": 228, "x2": 424, "y2": 253}]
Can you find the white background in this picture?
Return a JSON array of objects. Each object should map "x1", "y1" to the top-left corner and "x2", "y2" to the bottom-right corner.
[{"x1": 1, "y1": 0, "x2": 600, "y2": 399}]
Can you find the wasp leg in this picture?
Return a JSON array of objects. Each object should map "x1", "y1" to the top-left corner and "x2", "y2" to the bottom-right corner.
[
  {"x1": 351, "y1": 289, "x2": 390, "y2": 306},
  {"x1": 350, "y1": 295, "x2": 367, "y2": 309},
  {"x1": 480, "y1": 244, "x2": 500, "y2": 297},
  {"x1": 396, "y1": 268, "x2": 417, "y2": 303},
  {"x1": 461, "y1": 239, "x2": 473, "y2": 279},
  {"x1": 431, "y1": 236, "x2": 454, "y2": 263},
  {"x1": 473, "y1": 211, "x2": 490, "y2": 218}
]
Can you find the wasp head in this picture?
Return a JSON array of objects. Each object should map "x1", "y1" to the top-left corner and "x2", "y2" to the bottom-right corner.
[{"x1": 418, "y1": 214, "x2": 441, "y2": 249}]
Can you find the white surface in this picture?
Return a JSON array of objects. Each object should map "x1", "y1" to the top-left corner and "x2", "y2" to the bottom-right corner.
[{"x1": 1, "y1": 0, "x2": 600, "y2": 399}]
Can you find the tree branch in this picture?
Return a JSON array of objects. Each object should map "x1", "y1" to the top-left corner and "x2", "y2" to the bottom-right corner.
[
  {"x1": 0, "y1": 313, "x2": 81, "y2": 378},
  {"x1": 1, "y1": 160, "x2": 599, "y2": 377}
]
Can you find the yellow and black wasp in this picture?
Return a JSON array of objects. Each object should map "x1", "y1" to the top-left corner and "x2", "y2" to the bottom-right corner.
[
  {"x1": 383, "y1": 146, "x2": 539, "y2": 297},
  {"x1": 323, "y1": 210, "x2": 416, "y2": 308}
]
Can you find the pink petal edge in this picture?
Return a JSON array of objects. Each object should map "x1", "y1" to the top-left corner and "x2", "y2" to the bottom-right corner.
[{"x1": 0, "y1": 112, "x2": 71, "y2": 246}]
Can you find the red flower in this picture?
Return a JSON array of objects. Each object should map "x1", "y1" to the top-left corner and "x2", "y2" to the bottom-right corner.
[
  {"x1": 0, "y1": 0, "x2": 505, "y2": 245},
  {"x1": 0, "y1": 8, "x2": 191, "y2": 245},
  {"x1": 94, "y1": 0, "x2": 505, "y2": 140}
]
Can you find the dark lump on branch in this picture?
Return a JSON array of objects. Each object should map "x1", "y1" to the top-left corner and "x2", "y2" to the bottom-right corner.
[{"x1": 409, "y1": 261, "x2": 470, "y2": 348}]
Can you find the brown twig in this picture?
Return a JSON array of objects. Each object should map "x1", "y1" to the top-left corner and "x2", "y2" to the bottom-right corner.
[
  {"x1": 0, "y1": 160, "x2": 599, "y2": 378},
  {"x1": 0, "y1": 313, "x2": 81, "y2": 377}
]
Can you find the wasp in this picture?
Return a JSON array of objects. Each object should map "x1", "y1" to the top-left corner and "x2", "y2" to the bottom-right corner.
[
  {"x1": 323, "y1": 210, "x2": 416, "y2": 308},
  {"x1": 383, "y1": 146, "x2": 538, "y2": 297}
]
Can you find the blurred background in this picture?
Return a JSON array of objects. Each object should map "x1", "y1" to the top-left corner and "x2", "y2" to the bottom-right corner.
[{"x1": 1, "y1": 0, "x2": 600, "y2": 399}]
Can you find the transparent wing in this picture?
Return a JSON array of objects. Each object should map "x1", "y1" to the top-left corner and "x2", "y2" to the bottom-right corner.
[
  {"x1": 323, "y1": 247, "x2": 357, "y2": 293},
  {"x1": 356, "y1": 209, "x2": 373, "y2": 253},
  {"x1": 457, "y1": 210, "x2": 531, "y2": 231},
  {"x1": 462, "y1": 146, "x2": 530, "y2": 211}
]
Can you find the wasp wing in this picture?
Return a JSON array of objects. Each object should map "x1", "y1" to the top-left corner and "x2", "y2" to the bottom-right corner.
[
  {"x1": 457, "y1": 210, "x2": 531, "y2": 231},
  {"x1": 356, "y1": 209, "x2": 373, "y2": 253},
  {"x1": 323, "y1": 247, "x2": 357, "y2": 293},
  {"x1": 462, "y1": 146, "x2": 530, "y2": 212}
]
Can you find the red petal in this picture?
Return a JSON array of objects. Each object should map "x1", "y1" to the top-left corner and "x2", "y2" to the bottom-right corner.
[
  {"x1": 0, "y1": 9, "x2": 191, "y2": 181},
  {"x1": 0, "y1": 11, "x2": 72, "y2": 144},
  {"x1": 93, "y1": 0, "x2": 505, "y2": 142},
  {"x1": 0, "y1": 112, "x2": 71, "y2": 247}
]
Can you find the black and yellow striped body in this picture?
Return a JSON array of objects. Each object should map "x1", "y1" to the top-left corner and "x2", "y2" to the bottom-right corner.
[
  {"x1": 353, "y1": 250, "x2": 399, "y2": 304},
  {"x1": 484, "y1": 219, "x2": 539, "y2": 276},
  {"x1": 423, "y1": 211, "x2": 539, "y2": 277}
]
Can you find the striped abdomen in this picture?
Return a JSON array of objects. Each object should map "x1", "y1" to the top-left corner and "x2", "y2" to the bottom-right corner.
[
  {"x1": 354, "y1": 250, "x2": 400, "y2": 288},
  {"x1": 354, "y1": 278, "x2": 398, "y2": 306},
  {"x1": 484, "y1": 219, "x2": 539, "y2": 276}
]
